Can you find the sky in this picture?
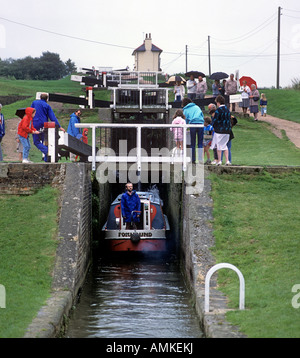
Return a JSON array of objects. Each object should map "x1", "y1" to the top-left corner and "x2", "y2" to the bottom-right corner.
[{"x1": 0, "y1": 0, "x2": 300, "y2": 88}]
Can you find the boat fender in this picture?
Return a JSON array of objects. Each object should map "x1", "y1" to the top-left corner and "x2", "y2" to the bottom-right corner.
[{"x1": 130, "y1": 232, "x2": 140, "y2": 244}]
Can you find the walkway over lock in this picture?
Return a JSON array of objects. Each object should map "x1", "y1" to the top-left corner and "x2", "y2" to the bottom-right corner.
[{"x1": 75, "y1": 122, "x2": 204, "y2": 171}]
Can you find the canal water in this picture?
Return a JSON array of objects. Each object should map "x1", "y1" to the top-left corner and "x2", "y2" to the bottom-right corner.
[{"x1": 66, "y1": 253, "x2": 203, "y2": 338}]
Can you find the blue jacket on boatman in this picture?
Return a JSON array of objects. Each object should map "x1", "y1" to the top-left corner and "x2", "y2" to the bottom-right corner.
[{"x1": 121, "y1": 183, "x2": 141, "y2": 224}]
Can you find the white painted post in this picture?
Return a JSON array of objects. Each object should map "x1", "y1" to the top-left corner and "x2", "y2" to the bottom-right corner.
[
  {"x1": 183, "y1": 126, "x2": 187, "y2": 171},
  {"x1": 92, "y1": 126, "x2": 96, "y2": 171},
  {"x1": 205, "y1": 263, "x2": 245, "y2": 313},
  {"x1": 87, "y1": 87, "x2": 93, "y2": 109},
  {"x1": 139, "y1": 89, "x2": 143, "y2": 110}
]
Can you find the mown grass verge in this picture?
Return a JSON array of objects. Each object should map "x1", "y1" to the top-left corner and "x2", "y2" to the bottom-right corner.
[
  {"x1": 0, "y1": 186, "x2": 59, "y2": 337},
  {"x1": 209, "y1": 171, "x2": 300, "y2": 337}
]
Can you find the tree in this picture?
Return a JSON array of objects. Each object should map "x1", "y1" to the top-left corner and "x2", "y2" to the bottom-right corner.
[
  {"x1": 38, "y1": 51, "x2": 66, "y2": 80},
  {"x1": 0, "y1": 52, "x2": 76, "y2": 80},
  {"x1": 65, "y1": 59, "x2": 77, "y2": 75}
]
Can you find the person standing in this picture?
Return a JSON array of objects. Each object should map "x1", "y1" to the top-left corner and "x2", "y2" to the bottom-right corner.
[
  {"x1": 174, "y1": 81, "x2": 185, "y2": 103},
  {"x1": 0, "y1": 104, "x2": 5, "y2": 161},
  {"x1": 249, "y1": 84, "x2": 260, "y2": 121},
  {"x1": 210, "y1": 95, "x2": 231, "y2": 166},
  {"x1": 196, "y1": 76, "x2": 207, "y2": 111},
  {"x1": 121, "y1": 182, "x2": 141, "y2": 230},
  {"x1": 186, "y1": 75, "x2": 197, "y2": 100},
  {"x1": 182, "y1": 97, "x2": 204, "y2": 164},
  {"x1": 260, "y1": 93, "x2": 268, "y2": 117},
  {"x1": 212, "y1": 80, "x2": 221, "y2": 98},
  {"x1": 225, "y1": 74, "x2": 238, "y2": 112},
  {"x1": 31, "y1": 93, "x2": 65, "y2": 161},
  {"x1": 67, "y1": 109, "x2": 82, "y2": 161},
  {"x1": 17, "y1": 108, "x2": 40, "y2": 163},
  {"x1": 170, "y1": 109, "x2": 186, "y2": 156},
  {"x1": 240, "y1": 80, "x2": 250, "y2": 115}
]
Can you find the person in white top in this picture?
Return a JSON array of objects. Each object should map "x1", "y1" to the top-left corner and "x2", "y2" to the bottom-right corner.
[
  {"x1": 196, "y1": 76, "x2": 207, "y2": 110},
  {"x1": 173, "y1": 81, "x2": 185, "y2": 103},
  {"x1": 186, "y1": 75, "x2": 197, "y2": 100},
  {"x1": 240, "y1": 80, "x2": 250, "y2": 114}
]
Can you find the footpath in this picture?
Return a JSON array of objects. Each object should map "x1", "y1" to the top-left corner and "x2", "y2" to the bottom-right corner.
[{"x1": 234, "y1": 106, "x2": 300, "y2": 149}]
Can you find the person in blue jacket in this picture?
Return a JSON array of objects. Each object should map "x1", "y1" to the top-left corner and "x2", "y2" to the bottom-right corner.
[
  {"x1": 0, "y1": 104, "x2": 5, "y2": 161},
  {"x1": 67, "y1": 110, "x2": 82, "y2": 138},
  {"x1": 67, "y1": 110, "x2": 82, "y2": 161},
  {"x1": 31, "y1": 93, "x2": 65, "y2": 161},
  {"x1": 182, "y1": 97, "x2": 204, "y2": 163},
  {"x1": 121, "y1": 182, "x2": 141, "y2": 230}
]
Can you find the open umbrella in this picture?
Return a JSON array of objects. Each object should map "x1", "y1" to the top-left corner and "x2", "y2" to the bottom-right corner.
[
  {"x1": 209, "y1": 72, "x2": 228, "y2": 80},
  {"x1": 166, "y1": 75, "x2": 186, "y2": 85},
  {"x1": 15, "y1": 108, "x2": 26, "y2": 119},
  {"x1": 239, "y1": 76, "x2": 257, "y2": 88},
  {"x1": 185, "y1": 71, "x2": 206, "y2": 78}
]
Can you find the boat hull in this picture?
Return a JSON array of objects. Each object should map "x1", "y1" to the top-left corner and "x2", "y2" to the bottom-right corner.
[{"x1": 104, "y1": 229, "x2": 167, "y2": 252}]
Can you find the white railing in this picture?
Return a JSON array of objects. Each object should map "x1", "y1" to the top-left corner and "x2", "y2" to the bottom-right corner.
[
  {"x1": 111, "y1": 71, "x2": 162, "y2": 88},
  {"x1": 75, "y1": 122, "x2": 203, "y2": 171},
  {"x1": 204, "y1": 263, "x2": 245, "y2": 313}
]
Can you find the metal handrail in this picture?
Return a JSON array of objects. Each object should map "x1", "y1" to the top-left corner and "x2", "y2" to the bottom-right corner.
[
  {"x1": 204, "y1": 263, "x2": 245, "y2": 313},
  {"x1": 75, "y1": 122, "x2": 204, "y2": 171}
]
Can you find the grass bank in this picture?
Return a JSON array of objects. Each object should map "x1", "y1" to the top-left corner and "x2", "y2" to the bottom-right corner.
[
  {"x1": 210, "y1": 171, "x2": 300, "y2": 337},
  {"x1": 227, "y1": 115, "x2": 300, "y2": 166},
  {"x1": 260, "y1": 89, "x2": 300, "y2": 124},
  {"x1": 0, "y1": 186, "x2": 59, "y2": 338}
]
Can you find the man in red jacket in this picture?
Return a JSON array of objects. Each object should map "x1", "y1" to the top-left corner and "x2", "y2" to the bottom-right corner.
[{"x1": 17, "y1": 108, "x2": 40, "y2": 163}]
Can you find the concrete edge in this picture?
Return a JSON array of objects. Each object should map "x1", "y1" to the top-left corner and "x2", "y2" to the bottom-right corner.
[
  {"x1": 23, "y1": 290, "x2": 73, "y2": 338},
  {"x1": 184, "y1": 171, "x2": 247, "y2": 338}
]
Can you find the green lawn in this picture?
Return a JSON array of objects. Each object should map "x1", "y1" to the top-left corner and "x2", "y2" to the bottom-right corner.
[
  {"x1": 210, "y1": 171, "x2": 300, "y2": 337},
  {"x1": 0, "y1": 186, "x2": 59, "y2": 338},
  {"x1": 228, "y1": 115, "x2": 300, "y2": 166},
  {"x1": 260, "y1": 89, "x2": 300, "y2": 124}
]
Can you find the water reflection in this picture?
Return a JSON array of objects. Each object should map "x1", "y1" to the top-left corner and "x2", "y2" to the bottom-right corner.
[{"x1": 67, "y1": 254, "x2": 203, "y2": 338}]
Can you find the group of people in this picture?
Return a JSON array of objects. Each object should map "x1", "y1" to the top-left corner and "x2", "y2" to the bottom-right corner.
[
  {"x1": 0, "y1": 93, "x2": 88, "y2": 163},
  {"x1": 174, "y1": 73, "x2": 268, "y2": 119},
  {"x1": 171, "y1": 94, "x2": 237, "y2": 166}
]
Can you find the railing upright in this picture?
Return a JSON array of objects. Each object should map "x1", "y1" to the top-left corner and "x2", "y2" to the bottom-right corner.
[{"x1": 204, "y1": 263, "x2": 245, "y2": 313}]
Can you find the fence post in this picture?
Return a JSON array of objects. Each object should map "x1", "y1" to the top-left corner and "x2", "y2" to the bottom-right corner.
[{"x1": 205, "y1": 263, "x2": 245, "y2": 313}]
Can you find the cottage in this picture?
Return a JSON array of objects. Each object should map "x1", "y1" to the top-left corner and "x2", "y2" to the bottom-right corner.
[{"x1": 132, "y1": 33, "x2": 162, "y2": 72}]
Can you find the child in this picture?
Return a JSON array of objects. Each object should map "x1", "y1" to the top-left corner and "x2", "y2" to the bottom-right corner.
[
  {"x1": 17, "y1": 107, "x2": 40, "y2": 163},
  {"x1": 260, "y1": 93, "x2": 267, "y2": 117},
  {"x1": 75, "y1": 128, "x2": 89, "y2": 161},
  {"x1": 170, "y1": 109, "x2": 186, "y2": 156},
  {"x1": 15, "y1": 121, "x2": 23, "y2": 161},
  {"x1": 203, "y1": 117, "x2": 213, "y2": 164}
]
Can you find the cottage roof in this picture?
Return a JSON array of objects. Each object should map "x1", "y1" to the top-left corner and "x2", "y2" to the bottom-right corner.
[{"x1": 132, "y1": 43, "x2": 163, "y2": 55}]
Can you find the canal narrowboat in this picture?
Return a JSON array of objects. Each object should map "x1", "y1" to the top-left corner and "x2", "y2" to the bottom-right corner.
[{"x1": 102, "y1": 190, "x2": 170, "y2": 252}]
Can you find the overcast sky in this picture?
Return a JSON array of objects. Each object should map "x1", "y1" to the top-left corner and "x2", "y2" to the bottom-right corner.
[{"x1": 0, "y1": 0, "x2": 300, "y2": 87}]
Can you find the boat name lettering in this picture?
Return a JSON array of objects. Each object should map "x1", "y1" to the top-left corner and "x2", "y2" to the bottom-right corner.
[{"x1": 118, "y1": 232, "x2": 153, "y2": 237}]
